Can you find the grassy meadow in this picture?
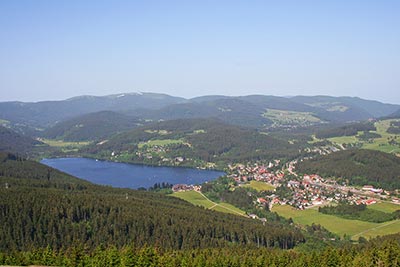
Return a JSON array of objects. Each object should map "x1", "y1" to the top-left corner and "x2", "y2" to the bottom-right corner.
[
  {"x1": 272, "y1": 204, "x2": 400, "y2": 240},
  {"x1": 263, "y1": 109, "x2": 321, "y2": 126},
  {"x1": 322, "y1": 119, "x2": 400, "y2": 154},
  {"x1": 138, "y1": 139, "x2": 184, "y2": 148},
  {"x1": 172, "y1": 191, "x2": 245, "y2": 216},
  {"x1": 242, "y1": 180, "x2": 275, "y2": 191}
]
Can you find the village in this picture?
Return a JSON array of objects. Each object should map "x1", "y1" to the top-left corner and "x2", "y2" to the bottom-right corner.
[
  {"x1": 228, "y1": 161, "x2": 399, "y2": 210},
  {"x1": 172, "y1": 159, "x2": 399, "y2": 214}
]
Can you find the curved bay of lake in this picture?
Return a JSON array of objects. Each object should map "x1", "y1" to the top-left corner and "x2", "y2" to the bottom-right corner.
[{"x1": 41, "y1": 157, "x2": 224, "y2": 189}]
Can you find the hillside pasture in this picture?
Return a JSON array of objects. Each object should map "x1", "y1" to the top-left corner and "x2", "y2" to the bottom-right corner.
[
  {"x1": 263, "y1": 109, "x2": 321, "y2": 126},
  {"x1": 242, "y1": 180, "x2": 275, "y2": 191},
  {"x1": 324, "y1": 119, "x2": 400, "y2": 154},
  {"x1": 368, "y1": 202, "x2": 400, "y2": 213},
  {"x1": 272, "y1": 205, "x2": 400, "y2": 240},
  {"x1": 138, "y1": 139, "x2": 184, "y2": 148},
  {"x1": 172, "y1": 191, "x2": 245, "y2": 216},
  {"x1": 39, "y1": 138, "x2": 90, "y2": 152}
]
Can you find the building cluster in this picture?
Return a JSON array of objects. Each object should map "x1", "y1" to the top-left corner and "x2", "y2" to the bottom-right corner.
[
  {"x1": 227, "y1": 161, "x2": 283, "y2": 186},
  {"x1": 227, "y1": 162, "x2": 389, "y2": 210},
  {"x1": 172, "y1": 184, "x2": 201, "y2": 192}
]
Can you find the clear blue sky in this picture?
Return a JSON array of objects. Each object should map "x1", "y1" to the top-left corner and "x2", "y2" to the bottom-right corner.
[{"x1": 0, "y1": 0, "x2": 399, "y2": 103}]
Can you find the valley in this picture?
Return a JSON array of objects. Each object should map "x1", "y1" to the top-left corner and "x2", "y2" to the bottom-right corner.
[{"x1": 1, "y1": 92, "x2": 400, "y2": 265}]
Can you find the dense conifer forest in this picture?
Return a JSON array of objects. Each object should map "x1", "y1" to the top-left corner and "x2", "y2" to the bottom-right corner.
[
  {"x1": 315, "y1": 122, "x2": 376, "y2": 139},
  {"x1": 0, "y1": 126, "x2": 43, "y2": 155},
  {"x1": 0, "y1": 152, "x2": 305, "y2": 252},
  {"x1": 1, "y1": 234, "x2": 399, "y2": 266},
  {"x1": 296, "y1": 149, "x2": 400, "y2": 190}
]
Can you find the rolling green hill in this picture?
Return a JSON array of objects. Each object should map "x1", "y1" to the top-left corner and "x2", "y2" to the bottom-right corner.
[
  {"x1": 43, "y1": 111, "x2": 143, "y2": 141},
  {"x1": 125, "y1": 94, "x2": 400, "y2": 129},
  {"x1": 290, "y1": 95, "x2": 399, "y2": 119},
  {"x1": 312, "y1": 119, "x2": 400, "y2": 154},
  {"x1": 81, "y1": 118, "x2": 300, "y2": 168},
  {"x1": 388, "y1": 108, "x2": 400, "y2": 118},
  {"x1": 0, "y1": 152, "x2": 304, "y2": 251},
  {"x1": 1, "y1": 93, "x2": 398, "y2": 135},
  {"x1": 296, "y1": 149, "x2": 400, "y2": 190},
  {"x1": 0, "y1": 92, "x2": 185, "y2": 129},
  {"x1": 128, "y1": 98, "x2": 274, "y2": 128}
]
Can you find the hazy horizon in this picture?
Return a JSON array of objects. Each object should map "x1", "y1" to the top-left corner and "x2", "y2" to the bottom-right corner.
[
  {"x1": 1, "y1": 91, "x2": 399, "y2": 106},
  {"x1": 1, "y1": 1, "x2": 399, "y2": 104}
]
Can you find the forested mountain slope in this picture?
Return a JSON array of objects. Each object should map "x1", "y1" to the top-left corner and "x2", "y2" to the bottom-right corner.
[
  {"x1": 290, "y1": 95, "x2": 399, "y2": 119},
  {"x1": 296, "y1": 149, "x2": 400, "y2": 190},
  {"x1": 0, "y1": 152, "x2": 304, "y2": 251},
  {"x1": 1, "y1": 93, "x2": 398, "y2": 136},
  {"x1": 0, "y1": 126, "x2": 43, "y2": 154},
  {"x1": 81, "y1": 118, "x2": 300, "y2": 167},
  {"x1": 42, "y1": 111, "x2": 143, "y2": 141}
]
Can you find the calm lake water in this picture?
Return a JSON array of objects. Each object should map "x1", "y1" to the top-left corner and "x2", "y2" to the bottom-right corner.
[{"x1": 41, "y1": 157, "x2": 224, "y2": 189}]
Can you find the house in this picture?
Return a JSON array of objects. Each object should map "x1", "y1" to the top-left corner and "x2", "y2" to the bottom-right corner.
[
  {"x1": 365, "y1": 199, "x2": 377, "y2": 205},
  {"x1": 362, "y1": 185, "x2": 374, "y2": 191},
  {"x1": 257, "y1": 198, "x2": 268, "y2": 205},
  {"x1": 172, "y1": 184, "x2": 193, "y2": 192}
]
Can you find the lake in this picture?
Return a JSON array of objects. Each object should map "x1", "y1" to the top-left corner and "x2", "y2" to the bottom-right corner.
[{"x1": 40, "y1": 157, "x2": 225, "y2": 189}]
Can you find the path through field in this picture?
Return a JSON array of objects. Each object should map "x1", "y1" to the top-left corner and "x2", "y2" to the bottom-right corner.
[
  {"x1": 351, "y1": 219, "x2": 400, "y2": 239},
  {"x1": 196, "y1": 191, "x2": 246, "y2": 216}
]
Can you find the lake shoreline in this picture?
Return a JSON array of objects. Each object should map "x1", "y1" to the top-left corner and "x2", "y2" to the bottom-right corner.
[{"x1": 40, "y1": 157, "x2": 225, "y2": 190}]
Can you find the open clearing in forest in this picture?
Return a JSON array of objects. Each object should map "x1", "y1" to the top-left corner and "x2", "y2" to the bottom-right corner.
[
  {"x1": 39, "y1": 138, "x2": 90, "y2": 152},
  {"x1": 138, "y1": 139, "x2": 184, "y2": 148},
  {"x1": 242, "y1": 180, "x2": 275, "y2": 191},
  {"x1": 272, "y1": 205, "x2": 400, "y2": 240},
  {"x1": 263, "y1": 109, "x2": 321, "y2": 126},
  {"x1": 39, "y1": 138, "x2": 90, "y2": 147},
  {"x1": 172, "y1": 191, "x2": 245, "y2": 216}
]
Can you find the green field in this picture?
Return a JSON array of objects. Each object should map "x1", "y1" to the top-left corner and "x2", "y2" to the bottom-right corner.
[
  {"x1": 325, "y1": 119, "x2": 400, "y2": 154},
  {"x1": 242, "y1": 180, "x2": 275, "y2": 191},
  {"x1": 172, "y1": 191, "x2": 245, "y2": 216},
  {"x1": 368, "y1": 202, "x2": 400, "y2": 213},
  {"x1": 361, "y1": 119, "x2": 400, "y2": 153},
  {"x1": 328, "y1": 135, "x2": 359, "y2": 145},
  {"x1": 39, "y1": 138, "x2": 90, "y2": 152},
  {"x1": 40, "y1": 138, "x2": 90, "y2": 147},
  {"x1": 138, "y1": 139, "x2": 184, "y2": 148},
  {"x1": 172, "y1": 191, "x2": 214, "y2": 208},
  {"x1": 272, "y1": 205, "x2": 400, "y2": 240},
  {"x1": 263, "y1": 109, "x2": 321, "y2": 126}
]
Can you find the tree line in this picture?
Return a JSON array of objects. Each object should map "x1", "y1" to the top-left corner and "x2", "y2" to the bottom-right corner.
[{"x1": 1, "y1": 234, "x2": 399, "y2": 266}]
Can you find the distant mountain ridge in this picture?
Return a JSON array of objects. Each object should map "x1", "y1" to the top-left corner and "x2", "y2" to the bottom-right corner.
[
  {"x1": 0, "y1": 92, "x2": 185, "y2": 128},
  {"x1": 1, "y1": 92, "x2": 399, "y2": 135},
  {"x1": 386, "y1": 108, "x2": 400, "y2": 118},
  {"x1": 42, "y1": 111, "x2": 143, "y2": 141}
]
